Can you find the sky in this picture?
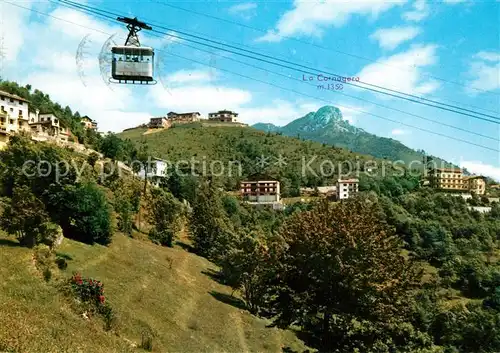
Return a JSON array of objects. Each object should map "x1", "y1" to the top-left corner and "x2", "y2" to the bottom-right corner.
[{"x1": 1, "y1": 0, "x2": 499, "y2": 180}]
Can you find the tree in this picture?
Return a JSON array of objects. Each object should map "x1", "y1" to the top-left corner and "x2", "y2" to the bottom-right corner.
[
  {"x1": 0, "y1": 186, "x2": 57, "y2": 247},
  {"x1": 147, "y1": 188, "x2": 184, "y2": 247},
  {"x1": 189, "y1": 178, "x2": 235, "y2": 261},
  {"x1": 87, "y1": 152, "x2": 100, "y2": 169},
  {"x1": 266, "y1": 198, "x2": 427, "y2": 352},
  {"x1": 48, "y1": 182, "x2": 113, "y2": 245},
  {"x1": 99, "y1": 134, "x2": 126, "y2": 161}
]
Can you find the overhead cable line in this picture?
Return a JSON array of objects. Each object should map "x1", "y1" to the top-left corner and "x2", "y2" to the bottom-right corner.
[
  {"x1": 54, "y1": 0, "x2": 500, "y2": 133},
  {"x1": 6, "y1": 0, "x2": 500, "y2": 153},
  {"x1": 56, "y1": 0, "x2": 500, "y2": 123},
  {"x1": 157, "y1": 0, "x2": 500, "y2": 102}
]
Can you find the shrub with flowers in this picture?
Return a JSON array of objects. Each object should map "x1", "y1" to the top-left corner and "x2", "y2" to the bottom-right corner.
[{"x1": 69, "y1": 273, "x2": 115, "y2": 330}]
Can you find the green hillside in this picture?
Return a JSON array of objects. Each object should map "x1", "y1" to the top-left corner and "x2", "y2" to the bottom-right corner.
[
  {"x1": 0, "y1": 231, "x2": 307, "y2": 353},
  {"x1": 118, "y1": 123, "x2": 419, "y2": 196},
  {"x1": 253, "y1": 106, "x2": 452, "y2": 167}
]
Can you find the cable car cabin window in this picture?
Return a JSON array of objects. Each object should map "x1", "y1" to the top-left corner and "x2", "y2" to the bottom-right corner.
[{"x1": 111, "y1": 47, "x2": 154, "y2": 81}]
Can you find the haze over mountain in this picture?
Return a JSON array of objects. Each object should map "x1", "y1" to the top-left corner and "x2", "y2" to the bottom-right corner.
[{"x1": 253, "y1": 106, "x2": 451, "y2": 168}]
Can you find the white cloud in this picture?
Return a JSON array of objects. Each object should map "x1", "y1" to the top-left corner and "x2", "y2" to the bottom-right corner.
[
  {"x1": 370, "y1": 26, "x2": 421, "y2": 50},
  {"x1": 166, "y1": 70, "x2": 215, "y2": 84},
  {"x1": 356, "y1": 44, "x2": 440, "y2": 97},
  {"x1": 0, "y1": 0, "x2": 33, "y2": 63},
  {"x1": 474, "y1": 51, "x2": 500, "y2": 62},
  {"x1": 339, "y1": 105, "x2": 367, "y2": 125},
  {"x1": 460, "y1": 161, "x2": 500, "y2": 182},
  {"x1": 443, "y1": 0, "x2": 467, "y2": 3},
  {"x1": 391, "y1": 129, "x2": 409, "y2": 135},
  {"x1": 150, "y1": 85, "x2": 252, "y2": 114},
  {"x1": 228, "y1": 2, "x2": 257, "y2": 19},
  {"x1": 466, "y1": 51, "x2": 500, "y2": 93},
  {"x1": 402, "y1": 0, "x2": 429, "y2": 22},
  {"x1": 255, "y1": 0, "x2": 407, "y2": 42}
]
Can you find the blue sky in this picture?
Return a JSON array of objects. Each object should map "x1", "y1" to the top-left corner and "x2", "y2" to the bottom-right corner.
[{"x1": 1, "y1": 0, "x2": 499, "y2": 179}]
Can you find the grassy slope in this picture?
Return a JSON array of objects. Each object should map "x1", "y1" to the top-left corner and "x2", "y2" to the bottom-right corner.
[
  {"x1": 0, "y1": 231, "x2": 307, "y2": 353},
  {"x1": 118, "y1": 125, "x2": 401, "y2": 185}
]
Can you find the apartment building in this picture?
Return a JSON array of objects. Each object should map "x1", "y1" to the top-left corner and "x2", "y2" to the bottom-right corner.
[
  {"x1": 464, "y1": 176, "x2": 486, "y2": 195},
  {"x1": 149, "y1": 116, "x2": 171, "y2": 129},
  {"x1": 0, "y1": 90, "x2": 29, "y2": 134},
  {"x1": 428, "y1": 168, "x2": 464, "y2": 191},
  {"x1": 336, "y1": 178, "x2": 359, "y2": 200},
  {"x1": 428, "y1": 168, "x2": 486, "y2": 195},
  {"x1": 208, "y1": 110, "x2": 239, "y2": 123},
  {"x1": 240, "y1": 180, "x2": 281, "y2": 203}
]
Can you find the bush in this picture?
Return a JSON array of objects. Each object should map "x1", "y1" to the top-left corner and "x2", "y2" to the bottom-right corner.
[
  {"x1": 140, "y1": 330, "x2": 154, "y2": 351},
  {"x1": 148, "y1": 228, "x2": 174, "y2": 247},
  {"x1": 68, "y1": 272, "x2": 115, "y2": 330},
  {"x1": 56, "y1": 257, "x2": 68, "y2": 270},
  {"x1": 43, "y1": 268, "x2": 52, "y2": 282}
]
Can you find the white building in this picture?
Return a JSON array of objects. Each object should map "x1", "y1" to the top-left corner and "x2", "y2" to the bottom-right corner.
[
  {"x1": 138, "y1": 158, "x2": 169, "y2": 181},
  {"x1": 0, "y1": 90, "x2": 30, "y2": 134},
  {"x1": 336, "y1": 179, "x2": 359, "y2": 200},
  {"x1": 208, "y1": 110, "x2": 239, "y2": 123}
]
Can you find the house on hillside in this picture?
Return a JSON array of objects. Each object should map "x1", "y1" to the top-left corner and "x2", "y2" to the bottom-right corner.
[
  {"x1": 428, "y1": 167, "x2": 486, "y2": 195},
  {"x1": 137, "y1": 158, "x2": 169, "y2": 186},
  {"x1": 208, "y1": 109, "x2": 239, "y2": 123},
  {"x1": 149, "y1": 116, "x2": 171, "y2": 129},
  {"x1": 0, "y1": 89, "x2": 30, "y2": 136},
  {"x1": 81, "y1": 116, "x2": 97, "y2": 130},
  {"x1": 336, "y1": 178, "x2": 359, "y2": 200},
  {"x1": 167, "y1": 111, "x2": 201, "y2": 123},
  {"x1": 240, "y1": 179, "x2": 282, "y2": 209}
]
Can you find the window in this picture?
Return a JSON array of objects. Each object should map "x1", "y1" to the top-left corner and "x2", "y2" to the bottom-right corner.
[
  {"x1": 19, "y1": 110, "x2": 22, "y2": 116},
  {"x1": 9, "y1": 99, "x2": 14, "y2": 103},
  {"x1": 9, "y1": 108, "x2": 13, "y2": 112},
  {"x1": 9, "y1": 120, "x2": 14, "y2": 124},
  {"x1": 0, "y1": 96, "x2": 4, "y2": 100}
]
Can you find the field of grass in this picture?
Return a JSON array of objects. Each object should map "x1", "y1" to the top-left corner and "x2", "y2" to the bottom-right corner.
[{"x1": 0, "y1": 231, "x2": 308, "y2": 353}]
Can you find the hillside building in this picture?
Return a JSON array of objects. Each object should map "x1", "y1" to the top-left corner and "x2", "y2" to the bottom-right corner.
[
  {"x1": 149, "y1": 116, "x2": 171, "y2": 129},
  {"x1": 428, "y1": 168, "x2": 486, "y2": 195},
  {"x1": 81, "y1": 116, "x2": 97, "y2": 130},
  {"x1": 336, "y1": 178, "x2": 359, "y2": 200},
  {"x1": 463, "y1": 176, "x2": 486, "y2": 195},
  {"x1": 208, "y1": 110, "x2": 239, "y2": 123},
  {"x1": 138, "y1": 158, "x2": 169, "y2": 186},
  {"x1": 167, "y1": 111, "x2": 201, "y2": 123},
  {"x1": 240, "y1": 180, "x2": 281, "y2": 204},
  {"x1": 0, "y1": 90, "x2": 30, "y2": 135}
]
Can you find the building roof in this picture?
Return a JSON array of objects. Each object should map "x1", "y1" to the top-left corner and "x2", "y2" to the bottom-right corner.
[
  {"x1": 338, "y1": 178, "x2": 359, "y2": 183},
  {"x1": 317, "y1": 186, "x2": 336, "y2": 193},
  {"x1": 463, "y1": 175, "x2": 486, "y2": 180},
  {"x1": 0, "y1": 90, "x2": 30, "y2": 103},
  {"x1": 241, "y1": 180, "x2": 280, "y2": 184},
  {"x1": 210, "y1": 109, "x2": 239, "y2": 115},
  {"x1": 431, "y1": 168, "x2": 463, "y2": 173},
  {"x1": 81, "y1": 115, "x2": 93, "y2": 122},
  {"x1": 167, "y1": 111, "x2": 200, "y2": 116}
]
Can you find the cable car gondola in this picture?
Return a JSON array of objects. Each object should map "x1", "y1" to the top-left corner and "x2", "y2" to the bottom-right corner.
[{"x1": 110, "y1": 17, "x2": 156, "y2": 85}]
